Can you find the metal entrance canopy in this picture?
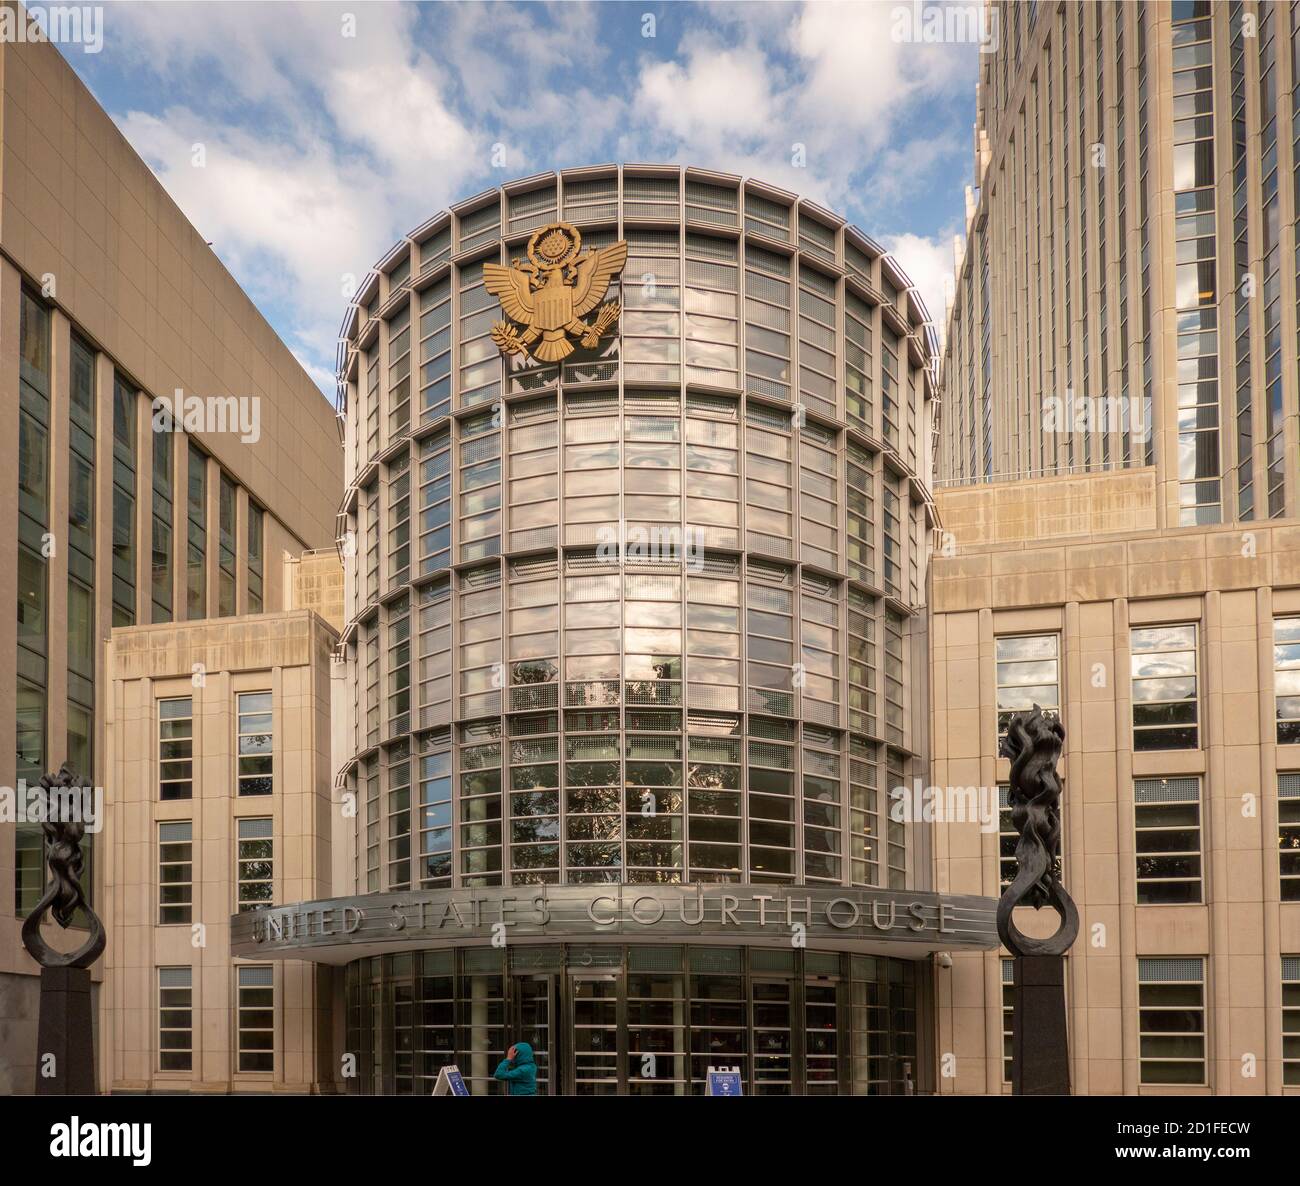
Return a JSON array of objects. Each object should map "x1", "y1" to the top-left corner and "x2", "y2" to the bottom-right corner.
[{"x1": 231, "y1": 883, "x2": 999, "y2": 964}]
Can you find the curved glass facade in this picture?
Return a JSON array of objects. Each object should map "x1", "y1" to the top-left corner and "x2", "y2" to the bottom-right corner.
[
  {"x1": 335, "y1": 166, "x2": 940, "y2": 1093},
  {"x1": 344, "y1": 944, "x2": 922, "y2": 1096},
  {"x1": 339, "y1": 166, "x2": 938, "y2": 895}
]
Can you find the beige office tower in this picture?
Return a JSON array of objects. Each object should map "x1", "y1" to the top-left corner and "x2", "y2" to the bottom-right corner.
[
  {"x1": 0, "y1": 27, "x2": 341, "y2": 1091},
  {"x1": 933, "y1": 1, "x2": 1300, "y2": 1093}
]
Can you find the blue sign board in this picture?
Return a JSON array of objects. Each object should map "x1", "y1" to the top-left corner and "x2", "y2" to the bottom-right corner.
[
  {"x1": 434, "y1": 1064, "x2": 470, "y2": 1096},
  {"x1": 706, "y1": 1067, "x2": 743, "y2": 1096}
]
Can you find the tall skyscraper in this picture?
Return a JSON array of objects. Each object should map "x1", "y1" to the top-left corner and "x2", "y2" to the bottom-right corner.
[
  {"x1": 941, "y1": 0, "x2": 1299, "y2": 528},
  {"x1": 933, "y1": 0, "x2": 1300, "y2": 1095}
]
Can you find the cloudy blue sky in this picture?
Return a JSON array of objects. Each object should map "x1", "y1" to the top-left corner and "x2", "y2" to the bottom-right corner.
[{"x1": 68, "y1": 0, "x2": 980, "y2": 394}]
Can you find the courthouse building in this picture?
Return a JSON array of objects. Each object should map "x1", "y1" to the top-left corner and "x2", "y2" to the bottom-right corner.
[
  {"x1": 21, "y1": 0, "x2": 1300, "y2": 1100},
  {"x1": 229, "y1": 164, "x2": 1002, "y2": 1096},
  {"x1": 0, "y1": 20, "x2": 341, "y2": 1091},
  {"x1": 932, "y1": 0, "x2": 1300, "y2": 1095}
]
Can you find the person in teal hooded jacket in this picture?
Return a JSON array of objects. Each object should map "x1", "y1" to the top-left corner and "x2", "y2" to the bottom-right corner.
[{"x1": 493, "y1": 1042, "x2": 538, "y2": 1096}]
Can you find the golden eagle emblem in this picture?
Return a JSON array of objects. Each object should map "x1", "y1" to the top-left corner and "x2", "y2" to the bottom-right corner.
[{"x1": 485, "y1": 222, "x2": 627, "y2": 363}]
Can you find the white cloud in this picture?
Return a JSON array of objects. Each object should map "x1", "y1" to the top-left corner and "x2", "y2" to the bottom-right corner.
[
  {"x1": 635, "y1": 42, "x2": 778, "y2": 147},
  {"x1": 882, "y1": 232, "x2": 955, "y2": 345},
  {"x1": 624, "y1": 1, "x2": 973, "y2": 213},
  {"x1": 791, "y1": 1, "x2": 968, "y2": 141},
  {"x1": 79, "y1": 0, "x2": 975, "y2": 386}
]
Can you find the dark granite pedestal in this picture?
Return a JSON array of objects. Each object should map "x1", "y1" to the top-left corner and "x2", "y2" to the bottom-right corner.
[
  {"x1": 34, "y1": 966, "x2": 96, "y2": 1095},
  {"x1": 1011, "y1": 954, "x2": 1070, "y2": 1096}
]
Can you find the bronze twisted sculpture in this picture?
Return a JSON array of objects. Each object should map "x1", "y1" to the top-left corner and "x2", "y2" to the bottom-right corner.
[
  {"x1": 21, "y1": 762, "x2": 104, "y2": 1094},
  {"x1": 997, "y1": 705, "x2": 1078, "y2": 1094},
  {"x1": 997, "y1": 706, "x2": 1078, "y2": 956},
  {"x1": 20, "y1": 763, "x2": 106, "y2": 968}
]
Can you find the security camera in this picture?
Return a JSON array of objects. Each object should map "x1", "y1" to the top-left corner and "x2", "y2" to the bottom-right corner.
[{"x1": 936, "y1": 951, "x2": 953, "y2": 969}]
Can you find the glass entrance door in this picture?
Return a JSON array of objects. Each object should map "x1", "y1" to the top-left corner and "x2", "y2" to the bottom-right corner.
[
  {"x1": 569, "y1": 972, "x2": 622, "y2": 1094},
  {"x1": 751, "y1": 979, "x2": 794, "y2": 1094},
  {"x1": 510, "y1": 973, "x2": 555, "y2": 1095}
]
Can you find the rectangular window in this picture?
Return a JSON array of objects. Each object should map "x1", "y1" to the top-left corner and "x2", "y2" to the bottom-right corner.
[
  {"x1": 801, "y1": 728, "x2": 842, "y2": 883},
  {"x1": 998, "y1": 785, "x2": 1016, "y2": 887},
  {"x1": 995, "y1": 634, "x2": 1060, "y2": 739},
  {"x1": 237, "y1": 692, "x2": 273, "y2": 795},
  {"x1": 419, "y1": 433, "x2": 452, "y2": 575},
  {"x1": 387, "y1": 455, "x2": 412, "y2": 588},
  {"x1": 418, "y1": 278, "x2": 452, "y2": 423},
  {"x1": 16, "y1": 289, "x2": 51, "y2": 911},
  {"x1": 68, "y1": 334, "x2": 97, "y2": 777},
  {"x1": 1135, "y1": 777, "x2": 1202, "y2": 904},
  {"x1": 388, "y1": 302, "x2": 412, "y2": 435},
  {"x1": 159, "y1": 697, "x2": 194, "y2": 800},
  {"x1": 363, "y1": 755, "x2": 380, "y2": 891},
  {"x1": 1284, "y1": 957, "x2": 1300, "y2": 1086},
  {"x1": 1275, "y1": 618, "x2": 1300, "y2": 743},
  {"x1": 237, "y1": 965, "x2": 275, "y2": 1072},
  {"x1": 247, "y1": 502, "x2": 264, "y2": 613},
  {"x1": 847, "y1": 735, "x2": 877, "y2": 886},
  {"x1": 236, "y1": 818, "x2": 273, "y2": 912},
  {"x1": 187, "y1": 443, "x2": 207, "y2": 618},
  {"x1": 112, "y1": 372, "x2": 137, "y2": 626},
  {"x1": 1138, "y1": 957, "x2": 1205, "y2": 1085},
  {"x1": 158, "y1": 966, "x2": 193, "y2": 1071},
  {"x1": 218, "y1": 473, "x2": 237, "y2": 616},
  {"x1": 15, "y1": 678, "x2": 47, "y2": 914},
  {"x1": 460, "y1": 724, "x2": 503, "y2": 886},
  {"x1": 158, "y1": 821, "x2": 193, "y2": 924},
  {"x1": 151, "y1": 425, "x2": 173, "y2": 622},
  {"x1": 1131, "y1": 625, "x2": 1199, "y2": 750},
  {"x1": 387, "y1": 755, "x2": 412, "y2": 890},
  {"x1": 1280, "y1": 774, "x2": 1300, "y2": 902},
  {"x1": 419, "y1": 748, "x2": 453, "y2": 887},
  {"x1": 1002, "y1": 958, "x2": 1014, "y2": 1083}
]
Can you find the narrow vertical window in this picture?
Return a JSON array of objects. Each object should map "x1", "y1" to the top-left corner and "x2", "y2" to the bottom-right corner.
[
  {"x1": 418, "y1": 748, "x2": 452, "y2": 888},
  {"x1": 1279, "y1": 773, "x2": 1300, "y2": 902},
  {"x1": 387, "y1": 757, "x2": 411, "y2": 890},
  {"x1": 111, "y1": 371, "x2": 137, "y2": 626},
  {"x1": 236, "y1": 818, "x2": 273, "y2": 911},
  {"x1": 158, "y1": 967, "x2": 193, "y2": 1071},
  {"x1": 1284, "y1": 957, "x2": 1300, "y2": 1086},
  {"x1": 459, "y1": 724, "x2": 503, "y2": 886},
  {"x1": 387, "y1": 300, "x2": 412, "y2": 436},
  {"x1": 247, "y1": 501, "x2": 264, "y2": 613},
  {"x1": 187, "y1": 442, "x2": 207, "y2": 618},
  {"x1": 237, "y1": 966, "x2": 275, "y2": 1072},
  {"x1": 218, "y1": 472, "x2": 237, "y2": 616},
  {"x1": 801, "y1": 727, "x2": 841, "y2": 884},
  {"x1": 67, "y1": 334, "x2": 97, "y2": 778},
  {"x1": 159, "y1": 697, "x2": 194, "y2": 800},
  {"x1": 418, "y1": 278, "x2": 452, "y2": 423},
  {"x1": 998, "y1": 785, "x2": 1016, "y2": 887},
  {"x1": 237, "y1": 692, "x2": 273, "y2": 795},
  {"x1": 158, "y1": 821, "x2": 193, "y2": 924},
  {"x1": 16, "y1": 289, "x2": 50, "y2": 915},
  {"x1": 1002, "y1": 958, "x2": 1014, "y2": 1084},
  {"x1": 151, "y1": 423, "x2": 173, "y2": 622}
]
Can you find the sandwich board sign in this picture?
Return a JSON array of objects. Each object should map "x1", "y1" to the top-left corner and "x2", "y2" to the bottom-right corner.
[
  {"x1": 705, "y1": 1066, "x2": 742, "y2": 1096},
  {"x1": 433, "y1": 1064, "x2": 470, "y2": 1096}
]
